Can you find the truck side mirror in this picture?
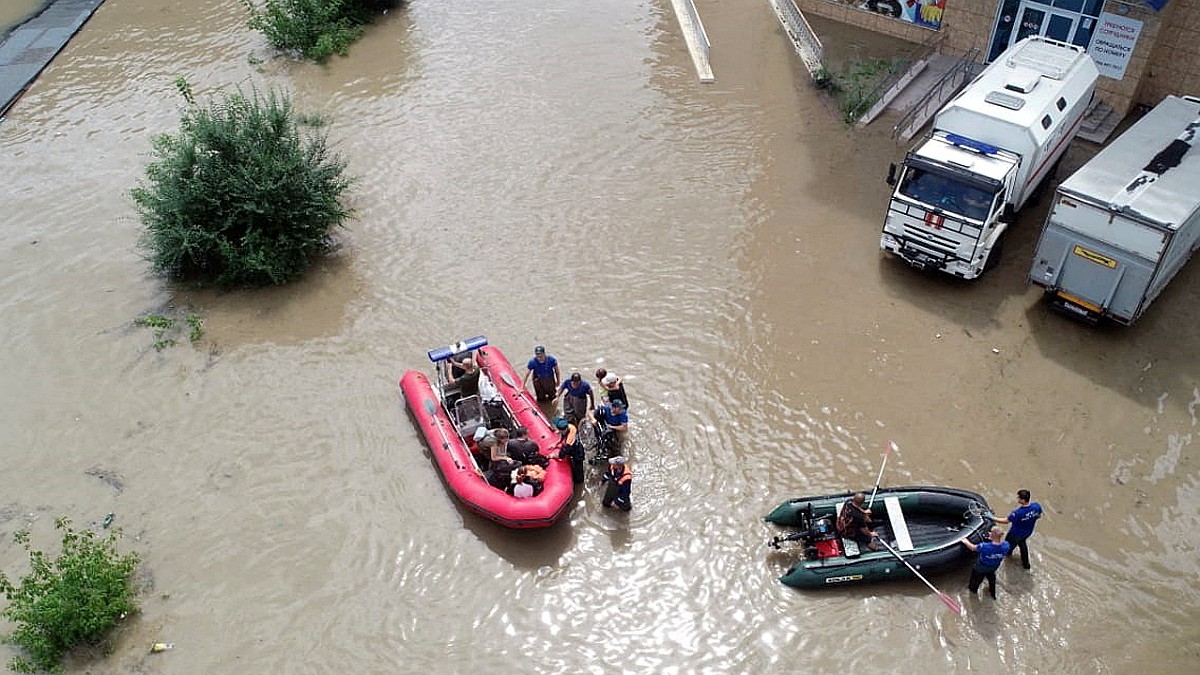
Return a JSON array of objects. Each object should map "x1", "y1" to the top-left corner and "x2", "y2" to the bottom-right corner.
[{"x1": 886, "y1": 163, "x2": 896, "y2": 187}]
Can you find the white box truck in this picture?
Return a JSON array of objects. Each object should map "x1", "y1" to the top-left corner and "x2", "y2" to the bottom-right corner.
[
  {"x1": 880, "y1": 36, "x2": 1098, "y2": 279},
  {"x1": 1028, "y1": 95, "x2": 1200, "y2": 325}
]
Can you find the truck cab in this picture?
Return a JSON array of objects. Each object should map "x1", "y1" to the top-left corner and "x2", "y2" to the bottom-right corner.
[
  {"x1": 879, "y1": 36, "x2": 1098, "y2": 280},
  {"x1": 882, "y1": 132, "x2": 1016, "y2": 278}
]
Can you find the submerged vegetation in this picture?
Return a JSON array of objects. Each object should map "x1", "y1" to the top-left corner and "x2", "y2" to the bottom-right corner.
[
  {"x1": 133, "y1": 311, "x2": 204, "y2": 350},
  {"x1": 0, "y1": 518, "x2": 140, "y2": 673},
  {"x1": 131, "y1": 79, "x2": 353, "y2": 288},
  {"x1": 816, "y1": 57, "x2": 908, "y2": 124},
  {"x1": 244, "y1": 0, "x2": 401, "y2": 62}
]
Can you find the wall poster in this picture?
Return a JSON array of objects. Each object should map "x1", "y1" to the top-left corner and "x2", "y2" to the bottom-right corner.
[
  {"x1": 1087, "y1": 12, "x2": 1143, "y2": 80},
  {"x1": 839, "y1": 0, "x2": 947, "y2": 31}
]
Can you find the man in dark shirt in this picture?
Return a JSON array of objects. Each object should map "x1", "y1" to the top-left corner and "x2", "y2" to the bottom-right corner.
[
  {"x1": 506, "y1": 426, "x2": 547, "y2": 467},
  {"x1": 449, "y1": 357, "x2": 480, "y2": 397},
  {"x1": 837, "y1": 493, "x2": 880, "y2": 551}
]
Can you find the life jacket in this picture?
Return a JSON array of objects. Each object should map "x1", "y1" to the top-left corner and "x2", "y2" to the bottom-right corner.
[{"x1": 607, "y1": 465, "x2": 632, "y2": 484}]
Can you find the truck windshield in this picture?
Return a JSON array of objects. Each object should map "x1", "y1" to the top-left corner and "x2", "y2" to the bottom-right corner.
[{"x1": 898, "y1": 168, "x2": 997, "y2": 222}]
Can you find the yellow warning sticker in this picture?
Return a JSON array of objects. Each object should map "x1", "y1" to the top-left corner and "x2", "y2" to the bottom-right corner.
[{"x1": 1072, "y1": 245, "x2": 1117, "y2": 269}]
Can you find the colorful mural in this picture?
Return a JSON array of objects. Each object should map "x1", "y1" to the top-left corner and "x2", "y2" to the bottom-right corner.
[{"x1": 847, "y1": 0, "x2": 946, "y2": 30}]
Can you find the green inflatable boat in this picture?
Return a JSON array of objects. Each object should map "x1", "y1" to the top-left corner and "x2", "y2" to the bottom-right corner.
[{"x1": 765, "y1": 486, "x2": 993, "y2": 589}]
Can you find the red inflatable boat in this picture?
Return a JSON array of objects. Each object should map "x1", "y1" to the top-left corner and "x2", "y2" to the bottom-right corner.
[{"x1": 399, "y1": 337, "x2": 573, "y2": 528}]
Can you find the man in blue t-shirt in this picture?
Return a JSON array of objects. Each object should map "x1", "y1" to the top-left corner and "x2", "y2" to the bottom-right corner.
[
  {"x1": 997, "y1": 489, "x2": 1043, "y2": 570},
  {"x1": 588, "y1": 399, "x2": 629, "y2": 462},
  {"x1": 522, "y1": 345, "x2": 560, "y2": 402},
  {"x1": 962, "y1": 526, "x2": 1011, "y2": 599},
  {"x1": 555, "y1": 372, "x2": 594, "y2": 426}
]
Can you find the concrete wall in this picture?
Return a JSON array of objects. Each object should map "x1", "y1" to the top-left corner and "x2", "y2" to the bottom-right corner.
[{"x1": 1141, "y1": 0, "x2": 1200, "y2": 104}]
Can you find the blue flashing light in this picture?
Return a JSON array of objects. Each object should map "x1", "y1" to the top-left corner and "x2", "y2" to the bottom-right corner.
[
  {"x1": 945, "y1": 133, "x2": 999, "y2": 155},
  {"x1": 428, "y1": 335, "x2": 488, "y2": 362}
]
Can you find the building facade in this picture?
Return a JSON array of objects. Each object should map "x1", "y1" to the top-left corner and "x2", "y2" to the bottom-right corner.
[{"x1": 792, "y1": 0, "x2": 1200, "y2": 117}]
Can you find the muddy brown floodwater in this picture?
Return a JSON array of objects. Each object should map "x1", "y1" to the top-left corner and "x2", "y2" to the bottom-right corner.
[{"x1": 1, "y1": 1, "x2": 1197, "y2": 673}]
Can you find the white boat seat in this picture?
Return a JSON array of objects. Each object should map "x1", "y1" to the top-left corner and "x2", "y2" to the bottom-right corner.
[
  {"x1": 883, "y1": 496, "x2": 914, "y2": 551},
  {"x1": 835, "y1": 501, "x2": 861, "y2": 558},
  {"x1": 453, "y1": 395, "x2": 485, "y2": 436}
]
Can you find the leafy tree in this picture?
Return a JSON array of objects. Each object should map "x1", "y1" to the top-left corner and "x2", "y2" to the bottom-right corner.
[
  {"x1": 0, "y1": 518, "x2": 140, "y2": 673},
  {"x1": 244, "y1": 0, "x2": 401, "y2": 62},
  {"x1": 132, "y1": 82, "x2": 353, "y2": 288}
]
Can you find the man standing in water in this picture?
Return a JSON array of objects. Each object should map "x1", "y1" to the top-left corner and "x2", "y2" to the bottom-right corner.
[
  {"x1": 996, "y1": 489, "x2": 1043, "y2": 570},
  {"x1": 962, "y1": 526, "x2": 1011, "y2": 599},
  {"x1": 523, "y1": 345, "x2": 560, "y2": 402}
]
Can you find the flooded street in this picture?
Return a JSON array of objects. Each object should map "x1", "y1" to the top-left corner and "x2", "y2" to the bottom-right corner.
[{"x1": 1, "y1": 0, "x2": 1197, "y2": 672}]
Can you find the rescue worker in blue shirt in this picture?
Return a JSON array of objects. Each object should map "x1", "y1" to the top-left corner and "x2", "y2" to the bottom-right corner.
[
  {"x1": 996, "y1": 489, "x2": 1043, "y2": 570},
  {"x1": 522, "y1": 345, "x2": 560, "y2": 402},
  {"x1": 962, "y1": 526, "x2": 1011, "y2": 599},
  {"x1": 587, "y1": 399, "x2": 629, "y2": 463}
]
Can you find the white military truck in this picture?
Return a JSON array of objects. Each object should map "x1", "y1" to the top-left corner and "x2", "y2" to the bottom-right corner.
[
  {"x1": 880, "y1": 36, "x2": 1098, "y2": 279},
  {"x1": 1028, "y1": 95, "x2": 1200, "y2": 325}
]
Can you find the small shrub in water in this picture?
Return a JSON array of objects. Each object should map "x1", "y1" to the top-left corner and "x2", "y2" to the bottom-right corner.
[
  {"x1": 0, "y1": 518, "x2": 140, "y2": 673},
  {"x1": 132, "y1": 84, "x2": 353, "y2": 288},
  {"x1": 244, "y1": 0, "x2": 401, "y2": 62}
]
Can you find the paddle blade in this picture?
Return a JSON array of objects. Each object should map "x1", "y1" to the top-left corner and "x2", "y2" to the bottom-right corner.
[
  {"x1": 938, "y1": 592, "x2": 963, "y2": 615},
  {"x1": 886, "y1": 440, "x2": 899, "y2": 456},
  {"x1": 500, "y1": 372, "x2": 518, "y2": 388}
]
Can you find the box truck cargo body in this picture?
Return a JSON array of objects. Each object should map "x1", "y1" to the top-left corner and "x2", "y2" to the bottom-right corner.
[
  {"x1": 880, "y1": 36, "x2": 1098, "y2": 279},
  {"x1": 1028, "y1": 95, "x2": 1200, "y2": 325}
]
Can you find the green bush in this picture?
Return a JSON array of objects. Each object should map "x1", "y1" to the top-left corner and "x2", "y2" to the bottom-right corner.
[
  {"x1": 244, "y1": 0, "x2": 400, "y2": 62},
  {"x1": 131, "y1": 83, "x2": 353, "y2": 288},
  {"x1": 816, "y1": 58, "x2": 906, "y2": 124},
  {"x1": 0, "y1": 518, "x2": 140, "y2": 673}
]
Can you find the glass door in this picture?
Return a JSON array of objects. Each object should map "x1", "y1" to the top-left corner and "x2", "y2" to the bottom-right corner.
[{"x1": 1009, "y1": 2, "x2": 1079, "y2": 50}]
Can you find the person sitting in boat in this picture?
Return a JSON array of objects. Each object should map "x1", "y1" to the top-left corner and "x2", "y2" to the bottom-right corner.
[
  {"x1": 448, "y1": 357, "x2": 481, "y2": 397},
  {"x1": 489, "y1": 428, "x2": 511, "y2": 459},
  {"x1": 595, "y1": 368, "x2": 629, "y2": 407},
  {"x1": 837, "y1": 493, "x2": 881, "y2": 551},
  {"x1": 506, "y1": 426, "x2": 548, "y2": 468},
  {"x1": 516, "y1": 463, "x2": 547, "y2": 495},
  {"x1": 485, "y1": 447, "x2": 521, "y2": 491},
  {"x1": 512, "y1": 472, "x2": 534, "y2": 499},
  {"x1": 467, "y1": 426, "x2": 490, "y2": 469}
]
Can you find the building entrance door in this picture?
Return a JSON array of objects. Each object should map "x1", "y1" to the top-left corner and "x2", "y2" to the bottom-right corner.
[
  {"x1": 987, "y1": 0, "x2": 1102, "y2": 63},
  {"x1": 1011, "y1": 1, "x2": 1077, "y2": 46}
]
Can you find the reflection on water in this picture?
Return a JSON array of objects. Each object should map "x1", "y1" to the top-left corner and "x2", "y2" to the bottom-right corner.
[{"x1": 0, "y1": 0, "x2": 1197, "y2": 672}]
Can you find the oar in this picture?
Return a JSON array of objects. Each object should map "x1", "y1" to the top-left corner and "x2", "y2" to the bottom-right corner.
[
  {"x1": 422, "y1": 398, "x2": 464, "y2": 470},
  {"x1": 878, "y1": 539, "x2": 963, "y2": 615},
  {"x1": 498, "y1": 371, "x2": 540, "y2": 416},
  {"x1": 867, "y1": 440, "x2": 898, "y2": 509}
]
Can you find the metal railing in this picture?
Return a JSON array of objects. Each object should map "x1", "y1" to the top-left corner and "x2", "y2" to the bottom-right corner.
[
  {"x1": 892, "y1": 47, "x2": 981, "y2": 142},
  {"x1": 854, "y1": 31, "x2": 946, "y2": 127},
  {"x1": 769, "y1": 0, "x2": 823, "y2": 78}
]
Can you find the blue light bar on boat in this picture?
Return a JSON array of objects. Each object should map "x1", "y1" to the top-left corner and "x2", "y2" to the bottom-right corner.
[
  {"x1": 427, "y1": 335, "x2": 488, "y2": 362},
  {"x1": 945, "y1": 133, "x2": 999, "y2": 155}
]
